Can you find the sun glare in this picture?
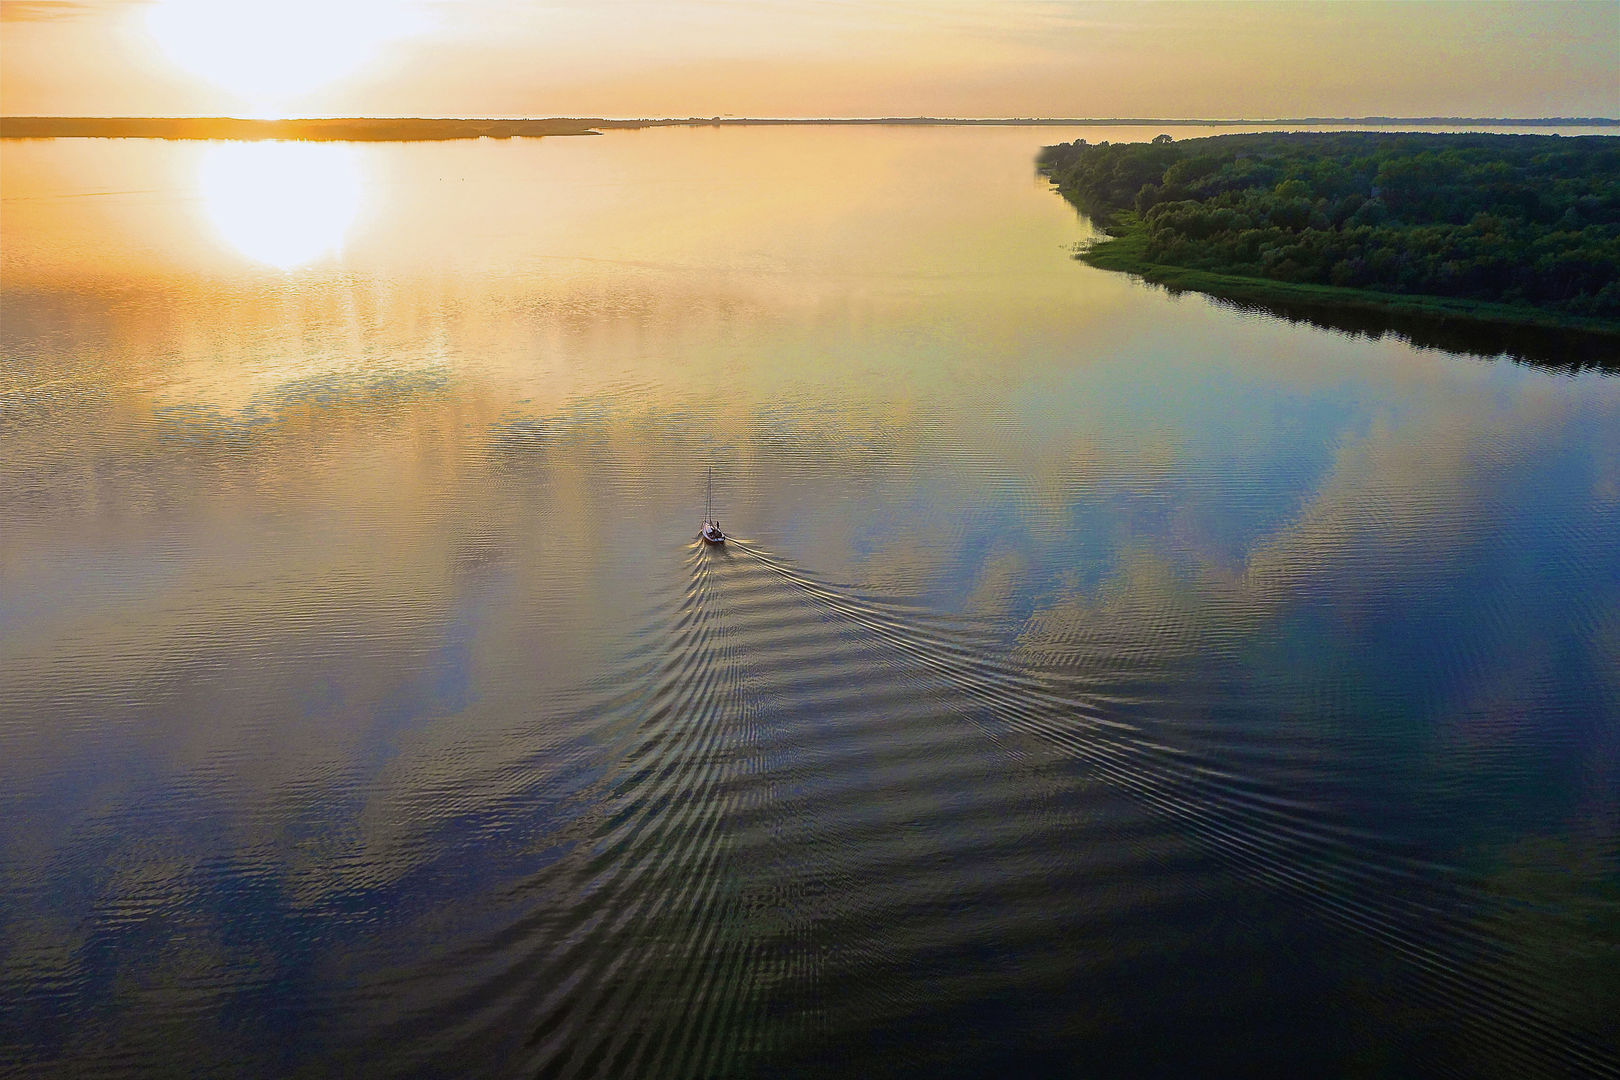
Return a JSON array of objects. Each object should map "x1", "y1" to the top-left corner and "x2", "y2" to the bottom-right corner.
[
  {"x1": 145, "y1": 0, "x2": 430, "y2": 115},
  {"x1": 198, "y1": 142, "x2": 365, "y2": 269}
]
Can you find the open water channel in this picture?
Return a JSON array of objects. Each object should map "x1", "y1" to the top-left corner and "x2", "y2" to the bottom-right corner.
[{"x1": 2, "y1": 124, "x2": 1617, "y2": 1077}]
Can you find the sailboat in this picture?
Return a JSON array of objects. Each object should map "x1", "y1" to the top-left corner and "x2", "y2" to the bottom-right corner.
[{"x1": 700, "y1": 466, "x2": 725, "y2": 545}]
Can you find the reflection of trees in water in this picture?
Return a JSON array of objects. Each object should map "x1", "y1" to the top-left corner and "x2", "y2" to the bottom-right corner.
[
  {"x1": 1185, "y1": 286, "x2": 1620, "y2": 370},
  {"x1": 1468, "y1": 837, "x2": 1620, "y2": 1047}
]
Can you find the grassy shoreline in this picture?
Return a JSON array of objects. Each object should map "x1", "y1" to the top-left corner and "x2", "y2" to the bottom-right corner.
[{"x1": 1079, "y1": 217, "x2": 1620, "y2": 340}]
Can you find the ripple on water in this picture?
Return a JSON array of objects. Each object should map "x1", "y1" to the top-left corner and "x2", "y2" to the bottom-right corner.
[{"x1": 279, "y1": 535, "x2": 1610, "y2": 1079}]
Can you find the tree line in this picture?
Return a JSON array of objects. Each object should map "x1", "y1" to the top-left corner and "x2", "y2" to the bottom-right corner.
[{"x1": 1038, "y1": 132, "x2": 1620, "y2": 319}]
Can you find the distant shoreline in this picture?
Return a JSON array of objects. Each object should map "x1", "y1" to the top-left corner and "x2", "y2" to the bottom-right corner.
[{"x1": 4, "y1": 115, "x2": 1617, "y2": 141}]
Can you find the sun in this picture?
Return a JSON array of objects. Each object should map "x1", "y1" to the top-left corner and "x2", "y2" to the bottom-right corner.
[{"x1": 144, "y1": 0, "x2": 431, "y2": 116}]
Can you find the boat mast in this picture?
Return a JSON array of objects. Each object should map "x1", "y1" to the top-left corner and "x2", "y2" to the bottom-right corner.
[{"x1": 706, "y1": 465, "x2": 713, "y2": 522}]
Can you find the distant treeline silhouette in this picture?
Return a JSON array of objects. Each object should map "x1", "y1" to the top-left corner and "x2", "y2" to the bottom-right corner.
[
  {"x1": 0, "y1": 117, "x2": 607, "y2": 141},
  {"x1": 7, "y1": 116, "x2": 1617, "y2": 143},
  {"x1": 1039, "y1": 132, "x2": 1620, "y2": 320}
]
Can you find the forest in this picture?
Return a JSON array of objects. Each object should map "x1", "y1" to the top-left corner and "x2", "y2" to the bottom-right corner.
[{"x1": 1038, "y1": 132, "x2": 1620, "y2": 324}]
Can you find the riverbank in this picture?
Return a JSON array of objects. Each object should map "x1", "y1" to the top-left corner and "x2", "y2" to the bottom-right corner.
[
  {"x1": 1040, "y1": 131, "x2": 1620, "y2": 347},
  {"x1": 1080, "y1": 215, "x2": 1620, "y2": 342}
]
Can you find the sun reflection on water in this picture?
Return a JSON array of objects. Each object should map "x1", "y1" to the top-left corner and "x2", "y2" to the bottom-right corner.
[{"x1": 197, "y1": 141, "x2": 364, "y2": 269}]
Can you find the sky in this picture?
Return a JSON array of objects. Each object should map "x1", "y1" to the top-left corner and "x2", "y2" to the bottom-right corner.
[{"x1": 2, "y1": 0, "x2": 1616, "y2": 119}]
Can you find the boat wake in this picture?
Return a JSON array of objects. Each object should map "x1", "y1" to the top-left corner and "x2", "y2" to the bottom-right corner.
[{"x1": 364, "y1": 537, "x2": 1615, "y2": 1078}]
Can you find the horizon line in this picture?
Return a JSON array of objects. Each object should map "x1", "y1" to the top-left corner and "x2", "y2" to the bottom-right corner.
[{"x1": 5, "y1": 114, "x2": 1618, "y2": 124}]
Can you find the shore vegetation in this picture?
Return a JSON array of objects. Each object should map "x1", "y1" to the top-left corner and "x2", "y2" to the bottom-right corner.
[{"x1": 1038, "y1": 132, "x2": 1620, "y2": 336}]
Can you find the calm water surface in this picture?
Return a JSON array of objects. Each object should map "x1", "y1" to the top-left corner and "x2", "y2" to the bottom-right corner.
[{"x1": 2, "y1": 126, "x2": 1618, "y2": 1078}]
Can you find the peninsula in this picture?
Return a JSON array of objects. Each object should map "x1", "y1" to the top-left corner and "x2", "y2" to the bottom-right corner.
[{"x1": 1038, "y1": 131, "x2": 1620, "y2": 340}]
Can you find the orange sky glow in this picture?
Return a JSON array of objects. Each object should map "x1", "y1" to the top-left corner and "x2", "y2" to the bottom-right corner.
[{"x1": 2, "y1": 0, "x2": 1616, "y2": 120}]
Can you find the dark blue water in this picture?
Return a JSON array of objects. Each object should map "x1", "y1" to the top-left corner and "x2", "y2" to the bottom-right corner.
[{"x1": 2, "y1": 126, "x2": 1617, "y2": 1078}]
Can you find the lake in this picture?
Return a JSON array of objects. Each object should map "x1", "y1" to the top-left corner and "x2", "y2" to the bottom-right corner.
[{"x1": 2, "y1": 124, "x2": 1617, "y2": 1078}]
